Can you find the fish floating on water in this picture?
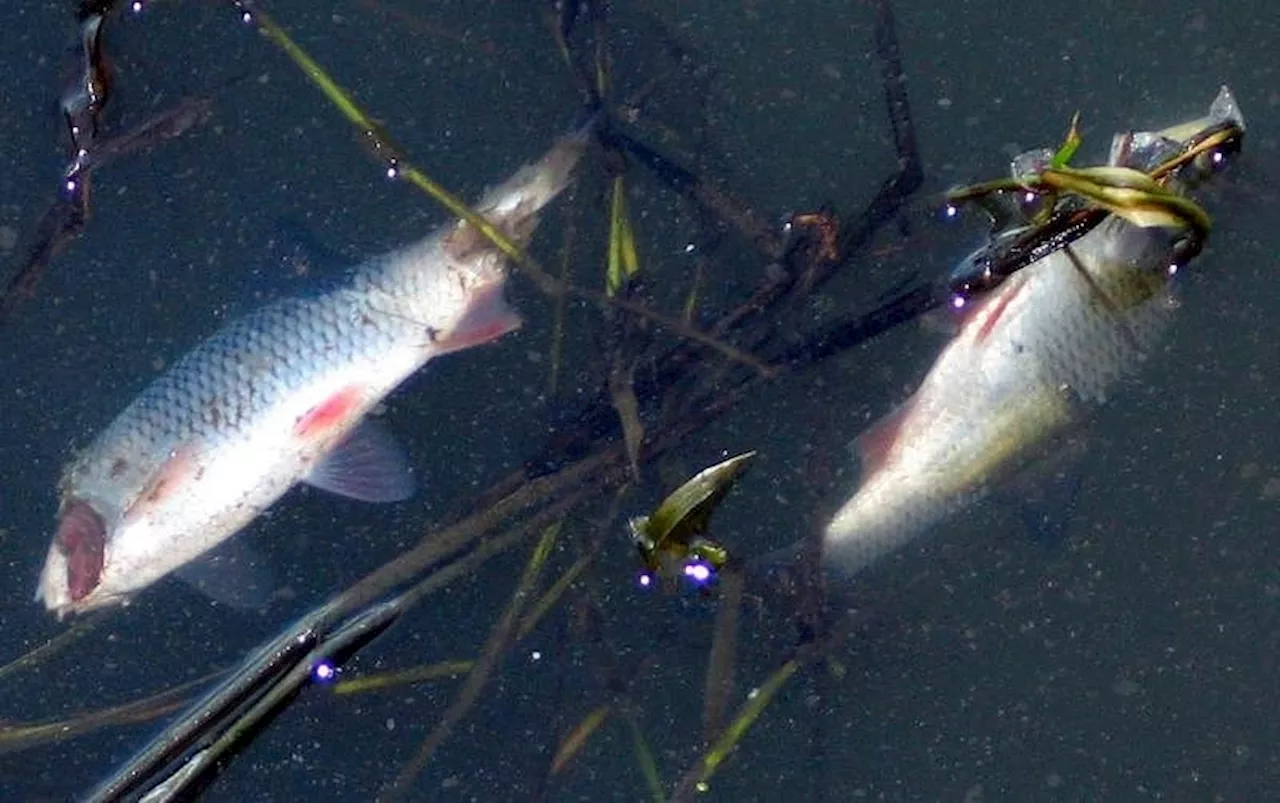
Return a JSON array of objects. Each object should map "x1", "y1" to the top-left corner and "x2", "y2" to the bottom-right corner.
[
  {"x1": 821, "y1": 87, "x2": 1244, "y2": 574},
  {"x1": 36, "y1": 129, "x2": 587, "y2": 617}
]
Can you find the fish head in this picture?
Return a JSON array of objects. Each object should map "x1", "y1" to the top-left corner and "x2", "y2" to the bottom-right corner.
[
  {"x1": 36, "y1": 496, "x2": 127, "y2": 617},
  {"x1": 36, "y1": 444, "x2": 249, "y2": 617},
  {"x1": 1108, "y1": 86, "x2": 1245, "y2": 177}
]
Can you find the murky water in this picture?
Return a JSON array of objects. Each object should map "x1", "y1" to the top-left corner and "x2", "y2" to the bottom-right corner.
[{"x1": 0, "y1": 1, "x2": 1276, "y2": 799}]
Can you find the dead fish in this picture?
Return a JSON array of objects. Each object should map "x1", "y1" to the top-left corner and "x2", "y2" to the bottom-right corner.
[
  {"x1": 822, "y1": 88, "x2": 1243, "y2": 573},
  {"x1": 36, "y1": 129, "x2": 588, "y2": 617}
]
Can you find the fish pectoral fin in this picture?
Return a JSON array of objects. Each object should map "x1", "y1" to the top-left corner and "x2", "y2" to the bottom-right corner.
[
  {"x1": 993, "y1": 434, "x2": 1090, "y2": 547},
  {"x1": 303, "y1": 418, "x2": 416, "y2": 503},
  {"x1": 175, "y1": 535, "x2": 275, "y2": 611}
]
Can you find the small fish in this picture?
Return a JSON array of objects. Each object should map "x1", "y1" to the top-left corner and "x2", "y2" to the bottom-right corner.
[
  {"x1": 822, "y1": 88, "x2": 1244, "y2": 574},
  {"x1": 36, "y1": 130, "x2": 588, "y2": 617}
]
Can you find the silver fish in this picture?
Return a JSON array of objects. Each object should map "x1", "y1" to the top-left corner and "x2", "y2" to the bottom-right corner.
[
  {"x1": 822, "y1": 88, "x2": 1243, "y2": 574},
  {"x1": 36, "y1": 131, "x2": 586, "y2": 617}
]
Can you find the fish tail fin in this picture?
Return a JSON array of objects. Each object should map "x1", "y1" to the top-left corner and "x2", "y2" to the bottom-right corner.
[
  {"x1": 474, "y1": 125, "x2": 591, "y2": 245},
  {"x1": 743, "y1": 537, "x2": 823, "y2": 601}
]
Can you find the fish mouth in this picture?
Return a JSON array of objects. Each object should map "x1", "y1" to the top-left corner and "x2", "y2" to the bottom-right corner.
[{"x1": 36, "y1": 499, "x2": 108, "y2": 616}]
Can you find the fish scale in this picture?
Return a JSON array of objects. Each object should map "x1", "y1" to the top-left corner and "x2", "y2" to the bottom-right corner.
[
  {"x1": 37, "y1": 131, "x2": 586, "y2": 617},
  {"x1": 103, "y1": 290, "x2": 396, "y2": 459}
]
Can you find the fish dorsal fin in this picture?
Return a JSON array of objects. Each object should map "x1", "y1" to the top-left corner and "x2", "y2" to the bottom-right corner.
[
  {"x1": 854, "y1": 397, "x2": 914, "y2": 478},
  {"x1": 303, "y1": 418, "x2": 416, "y2": 503}
]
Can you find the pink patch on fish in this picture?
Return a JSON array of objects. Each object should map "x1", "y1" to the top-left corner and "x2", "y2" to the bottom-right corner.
[
  {"x1": 855, "y1": 397, "x2": 915, "y2": 477},
  {"x1": 970, "y1": 275, "x2": 1028, "y2": 344},
  {"x1": 294, "y1": 386, "x2": 364, "y2": 440},
  {"x1": 56, "y1": 500, "x2": 106, "y2": 602},
  {"x1": 123, "y1": 445, "x2": 199, "y2": 524}
]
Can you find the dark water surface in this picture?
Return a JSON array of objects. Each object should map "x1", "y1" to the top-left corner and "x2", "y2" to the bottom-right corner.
[{"x1": 0, "y1": 1, "x2": 1277, "y2": 800}]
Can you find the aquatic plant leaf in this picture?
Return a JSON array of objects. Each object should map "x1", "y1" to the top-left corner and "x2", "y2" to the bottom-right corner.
[
  {"x1": 551, "y1": 705, "x2": 612, "y2": 775},
  {"x1": 606, "y1": 176, "x2": 641, "y2": 296},
  {"x1": 1045, "y1": 166, "x2": 1212, "y2": 235},
  {"x1": 694, "y1": 658, "x2": 800, "y2": 788},
  {"x1": 332, "y1": 660, "x2": 473, "y2": 695},
  {"x1": 610, "y1": 360, "x2": 645, "y2": 479},
  {"x1": 517, "y1": 554, "x2": 591, "y2": 640},
  {"x1": 624, "y1": 713, "x2": 666, "y2": 803},
  {"x1": 1050, "y1": 111, "x2": 1082, "y2": 169},
  {"x1": 385, "y1": 522, "x2": 560, "y2": 796},
  {"x1": 1055, "y1": 165, "x2": 1163, "y2": 192},
  {"x1": 631, "y1": 452, "x2": 755, "y2": 572},
  {"x1": 702, "y1": 564, "x2": 743, "y2": 738}
]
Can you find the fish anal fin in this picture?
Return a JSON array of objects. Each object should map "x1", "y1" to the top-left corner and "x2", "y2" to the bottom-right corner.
[
  {"x1": 994, "y1": 432, "x2": 1090, "y2": 546},
  {"x1": 303, "y1": 418, "x2": 416, "y2": 503},
  {"x1": 175, "y1": 535, "x2": 275, "y2": 611}
]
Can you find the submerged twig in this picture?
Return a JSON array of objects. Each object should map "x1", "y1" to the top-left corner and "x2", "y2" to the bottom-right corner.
[
  {"x1": 0, "y1": 3, "x2": 212, "y2": 323},
  {"x1": 0, "y1": 611, "x2": 104, "y2": 683},
  {"x1": 521, "y1": 0, "x2": 924, "y2": 487}
]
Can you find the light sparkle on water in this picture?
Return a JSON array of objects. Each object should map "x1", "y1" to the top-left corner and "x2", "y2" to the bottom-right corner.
[
  {"x1": 682, "y1": 561, "x2": 713, "y2": 586},
  {"x1": 311, "y1": 660, "x2": 339, "y2": 685}
]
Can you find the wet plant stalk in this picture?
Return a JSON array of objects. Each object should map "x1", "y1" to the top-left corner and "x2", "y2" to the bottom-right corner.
[
  {"x1": 702, "y1": 563, "x2": 744, "y2": 739},
  {"x1": 671, "y1": 659, "x2": 800, "y2": 801},
  {"x1": 234, "y1": 0, "x2": 771, "y2": 375},
  {"x1": 383, "y1": 521, "x2": 562, "y2": 800}
]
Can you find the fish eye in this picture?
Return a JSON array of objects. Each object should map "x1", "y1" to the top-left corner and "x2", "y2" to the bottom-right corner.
[
  {"x1": 1008, "y1": 187, "x2": 1054, "y2": 225},
  {"x1": 1169, "y1": 233, "x2": 1203, "y2": 269},
  {"x1": 1185, "y1": 129, "x2": 1243, "y2": 182},
  {"x1": 1192, "y1": 146, "x2": 1229, "y2": 177},
  {"x1": 948, "y1": 247, "x2": 999, "y2": 300}
]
